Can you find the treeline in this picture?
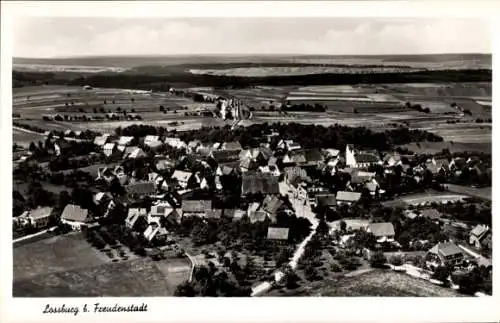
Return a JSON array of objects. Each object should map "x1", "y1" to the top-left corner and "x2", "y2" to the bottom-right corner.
[
  {"x1": 284, "y1": 103, "x2": 326, "y2": 112},
  {"x1": 13, "y1": 69, "x2": 491, "y2": 89},
  {"x1": 116, "y1": 122, "x2": 443, "y2": 151}
]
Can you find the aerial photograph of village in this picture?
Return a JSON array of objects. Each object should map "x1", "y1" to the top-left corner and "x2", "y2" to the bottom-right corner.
[{"x1": 12, "y1": 17, "x2": 492, "y2": 297}]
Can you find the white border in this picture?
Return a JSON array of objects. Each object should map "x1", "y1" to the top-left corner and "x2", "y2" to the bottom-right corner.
[{"x1": 1, "y1": 1, "x2": 499, "y2": 323}]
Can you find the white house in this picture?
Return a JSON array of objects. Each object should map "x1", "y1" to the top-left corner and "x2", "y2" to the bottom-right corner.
[
  {"x1": 171, "y1": 170, "x2": 193, "y2": 189},
  {"x1": 346, "y1": 145, "x2": 380, "y2": 168},
  {"x1": 60, "y1": 204, "x2": 93, "y2": 230},
  {"x1": 16, "y1": 207, "x2": 53, "y2": 228}
]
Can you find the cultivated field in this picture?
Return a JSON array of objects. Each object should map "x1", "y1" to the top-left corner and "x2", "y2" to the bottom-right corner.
[
  {"x1": 445, "y1": 184, "x2": 492, "y2": 201},
  {"x1": 13, "y1": 233, "x2": 191, "y2": 297}
]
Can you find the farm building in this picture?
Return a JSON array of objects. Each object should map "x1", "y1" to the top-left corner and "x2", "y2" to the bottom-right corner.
[
  {"x1": 144, "y1": 223, "x2": 168, "y2": 242},
  {"x1": 125, "y1": 181, "x2": 156, "y2": 198},
  {"x1": 284, "y1": 166, "x2": 310, "y2": 187},
  {"x1": 60, "y1": 204, "x2": 93, "y2": 231},
  {"x1": 94, "y1": 134, "x2": 110, "y2": 147},
  {"x1": 103, "y1": 143, "x2": 117, "y2": 157},
  {"x1": 240, "y1": 158, "x2": 259, "y2": 173},
  {"x1": 163, "y1": 137, "x2": 186, "y2": 149},
  {"x1": 221, "y1": 141, "x2": 242, "y2": 151}
]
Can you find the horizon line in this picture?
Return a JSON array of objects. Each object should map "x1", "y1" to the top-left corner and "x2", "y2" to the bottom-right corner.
[{"x1": 14, "y1": 52, "x2": 492, "y2": 60}]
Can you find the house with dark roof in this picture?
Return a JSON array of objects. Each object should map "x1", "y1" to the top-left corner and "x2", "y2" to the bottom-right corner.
[
  {"x1": 367, "y1": 222, "x2": 395, "y2": 243},
  {"x1": 241, "y1": 173, "x2": 279, "y2": 196},
  {"x1": 426, "y1": 242, "x2": 464, "y2": 269},
  {"x1": 211, "y1": 150, "x2": 240, "y2": 164},
  {"x1": 249, "y1": 210, "x2": 269, "y2": 223},
  {"x1": 125, "y1": 181, "x2": 156, "y2": 198},
  {"x1": 303, "y1": 149, "x2": 323, "y2": 166},
  {"x1": 261, "y1": 195, "x2": 285, "y2": 216},
  {"x1": 335, "y1": 191, "x2": 361, "y2": 206},
  {"x1": 316, "y1": 194, "x2": 337, "y2": 210},
  {"x1": 469, "y1": 224, "x2": 491, "y2": 250},
  {"x1": 181, "y1": 199, "x2": 212, "y2": 217},
  {"x1": 61, "y1": 204, "x2": 93, "y2": 230},
  {"x1": 267, "y1": 227, "x2": 289, "y2": 241},
  {"x1": 240, "y1": 158, "x2": 259, "y2": 173},
  {"x1": 283, "y1": 167, "x2": 310, "y2": 187}
]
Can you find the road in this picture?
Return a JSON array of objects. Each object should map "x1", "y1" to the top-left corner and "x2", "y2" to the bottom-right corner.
[
  {"x1": 251, "y1": 181, "x2": 319, "y2": 296},
  {"x1": 13, "y1": 126, "x2": 88, "y2": 143},
  {"x1": 184, "y1": 252, "x2": 198, "y2": 283}
]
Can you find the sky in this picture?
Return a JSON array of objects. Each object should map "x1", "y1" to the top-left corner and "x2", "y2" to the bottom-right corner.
[{"x1": 13, "y1": 17, "x2": 491, "y2": 58}]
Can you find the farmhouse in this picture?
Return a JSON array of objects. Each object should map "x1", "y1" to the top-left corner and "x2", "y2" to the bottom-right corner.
[
  {"x1": 241, "y1": 173, "x2": 279, "y2": 196},
  {"x1": 125, "y1": 147, "x2": 147, "y2": 159},
  {"x1": 335, "y1": 191, "x2": 361, "y2": 206},
  {"x1": 117, "y1": 136, "x2": 134, "y2": 147},
  {"x1": 469, "y1": 224, "x2": 491, "y2": 250},
  {"x1": 16, "y1": 207, "x2": 53, "y2": 228},
  {"x1": 60, "y1": 204, "x2": 93, "y2": 230},
  {"x1": 284, "y1": 167, "x2": 310, "y2": 187},
  {"x1": 261, "y1": 195, "x2": 285, "y2": 216},
  {"x1": 323, "y1": 148, "x2": 340, "y2": 158},
  {"x1": 427, "y1": 242, "x2": 465, "y2": 269},
  {"x1": 316, "y1": 194, "x2": 337, "y2": 212},
  {"x1": 282, "y1": 150, "x2": 307, "y2": 166},
  {"x1": 240, "y1": 158, "x2": 259, "y2": 173},
  {"x1": 367, "y1": 222, "x2": 395, "y2": 243}
]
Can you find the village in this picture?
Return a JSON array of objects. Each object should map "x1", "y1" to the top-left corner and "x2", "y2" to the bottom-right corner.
[{"x1": 13, "y1": 117, "x2": 492, "y2": 297}]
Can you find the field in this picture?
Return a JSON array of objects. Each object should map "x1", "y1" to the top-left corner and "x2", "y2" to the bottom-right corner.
[
  {"x1": 13, "y1": 233, "x2": 191, "y2": 297},
  {"x1": 12, "y1": 127, "x2": 45, "y2": 147},
  {"x1": 445, "y1": 184, "x2": 492, "y2": 201},
  {"x1": 268, "y1": 270, "x2": 460, "y2": 296},
  {"x1": 396, "y1": 192, "x2": 469, "y2": 206}
]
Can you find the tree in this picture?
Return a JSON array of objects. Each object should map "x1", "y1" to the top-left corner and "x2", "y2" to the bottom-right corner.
[
  {"x1": 174, "y1": 282, "x2": 197, "y2": 296},
  {"x1": 389, "y1": 255, "x2": 404, "y2": 266},
  {"x1": 432, "y1": 266, "x2": 451, "y2": 286},
  {"x1": 370, "y1": 251, "x2": 387, "y2": 268},
  {"x1": 339, "y1": 220, "x2": 347, "y2": 232}
]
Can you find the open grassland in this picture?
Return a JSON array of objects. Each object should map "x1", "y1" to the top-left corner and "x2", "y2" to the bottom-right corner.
[
  {"x1": 13, "y1": 233, "x2": 191, "y2": 297},
  {"x1": 445, "y1": 184, "x2": 491, "y2": 201},
  {"x1": 12, "y1": 128, "x2": 45, "y2": 147},
  {"x1": 318, "y1": 270, "x2": 461, "y2": 297}
]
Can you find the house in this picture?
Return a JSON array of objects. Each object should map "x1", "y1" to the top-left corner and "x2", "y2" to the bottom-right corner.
[
  {"x1": 323, "y1": 148, "x2": 340, "y2": 158},
  {"x1": 240, "y1": 148, "x2": 272, "y2": 162},
  {"x1": 217, "y1": 164, "x2": 237, "y2": 177},
  {"x1": 383, "y1": 153, "x2": 403, "y2": 167},
  {"x1": 303, "y1": 149, "x2": 323, "y2": 166},
  {"x1": 125, "y1": 208, "x2": 148, "y2": 229},
  {"x1": 164, "y1": 137, "x2": 186, "y2": 149},
  {"x1": 259, "y1": 165, "x2": 281, "y2": 177},
  {"x1": 249, "y1": 210, "x2": 269, "y2": 223},
  {"x1": 277, "y1": 140, "x2": 302, "y2": 151},
  {"x1": 94, "y1": 135, "x2": 110, "y2": 147},
  {"x1": 284, "y1": 167, "x2": 310, "y2": 187},
  {"x1": 171, "y1": 170, "x2": 193, "y2": 189},
  {"x1": 335, "y1": 191, "x2": 361, "y2": 205},
  {"x1": 221, "y1": 141, "x2": 242, "y2": 151},
  {"x1": 97, "y1": 167, "x2": 115, "y2": 182},
  {"x1": 16, "y1": 207, "x2": 53, "y2": 228},
  {"x1": 469, "y1": 225, "x2": 491, "y2": 249},
  {"x1": 156, "y1": 159, "x2": 174, "y2": 171},
  {"x1": 231, "y1": 209, "x2": 246, "y2": 222},
  {"x1": 144, "y1": 135, "x2": 160, "y2": 146},
  {"x1": 103, "y1": 143, "x2": 117, "y2": 157},
  {"x1": 182, "y1": 199, "x2": 212, "y2": 217},
  {"x1": 240, "y1": 158, "x2": 258, "y2": 173},
  {"x1": 267, "y1": 227, "x2": 290, "y2": 241},
  {"x1": 60, "y1": 204, "x2": 93, "y2": 230},
  {"x1": 241, "y1": 174, "x2": 279, "y2": 196},
  {"x1": 345, "y1": 145, "x2": 380, "y2": 168},
  {"x1": 117, "y1": 136, "x2": 134, "y2": 147},
  {"x1": 124, "y1": 147, "x2": 147, "y2": 159},
  {"x1": 206, "y1": 209, "x2": 223, "y2": 219},
  {"x1": 282, "y1": 150, "x2": 307, "y2": 165},
  {"x1": 404, "y1": 210, "x2": 420, "y2": 220},
  {"x1": 125, "y1": 181, "x2": 156, "y2": 198},
  {"x1": 187, "y1": 140, "x2": 201, "y2": 152},
  {"x1": 367, "y1": 222, "x2": 395, "y2": 243},
  {"x1": 211, "y1": 150, "x2": 240, "y2": 164},
  {"x1": 316, "y1": 194, "x2": 337, "y2": 211},
  {"x1": 144, "y1": 223, "x2": 168, "y2": 242},
  {"x1": 93, "y1": 192, "x2": 112, "y2": 205},
  {"x1": 427, "y1": 242, "x2": 464, "y2": 268},
  {"x1": 449, "y1": 157, "x2": 467, "y2": 171},
  {"x1": 261, "y1": 195, "x2": 284, "y2": 216}
]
